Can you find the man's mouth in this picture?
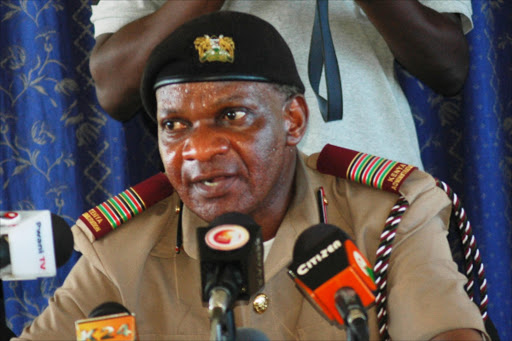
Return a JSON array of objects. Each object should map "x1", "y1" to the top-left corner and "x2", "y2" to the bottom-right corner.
[
  {"x1": 202, "y1": 178, "x2": 222, "y2": 187},
  {"x1": 192, "y1": 175, "x2": 237, "y2": 197}
]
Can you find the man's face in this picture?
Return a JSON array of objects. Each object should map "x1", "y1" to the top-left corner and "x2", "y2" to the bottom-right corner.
[{"x1": 156, "y1": 81, "x2": 303, "y2": 223}]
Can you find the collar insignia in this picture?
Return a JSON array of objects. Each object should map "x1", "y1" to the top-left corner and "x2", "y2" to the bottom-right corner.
[{"x1": 194, "y1": 35, "x2": 235, "y2": 63}]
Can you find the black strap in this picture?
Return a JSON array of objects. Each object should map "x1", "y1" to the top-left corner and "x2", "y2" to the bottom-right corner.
[
  {"x1": 175, "y1": 201, "x2": 184, "y2": 254},
  {"x1": 308, "y1": 0, "x2": 343, "y2": 122}
]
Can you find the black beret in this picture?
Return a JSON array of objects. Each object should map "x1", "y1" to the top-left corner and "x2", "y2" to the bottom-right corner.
[{"x1": 140, "y1": 11, "x2": 305, "y2": 119}]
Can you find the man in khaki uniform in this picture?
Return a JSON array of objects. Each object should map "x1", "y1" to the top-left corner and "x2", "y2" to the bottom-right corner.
[{"x1": 16, "y1": 11, "x2": 487, "y2": 341}]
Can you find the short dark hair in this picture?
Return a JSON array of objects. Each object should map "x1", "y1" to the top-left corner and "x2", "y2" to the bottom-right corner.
[{"x1": 271, "y1": 84, "x2": 303, "y2": 100}]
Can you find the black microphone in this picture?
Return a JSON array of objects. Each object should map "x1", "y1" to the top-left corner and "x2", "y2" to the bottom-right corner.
[
  {"x1": 88, "y1": 302, "x2": 131, "y2": 318},
  {"x1": 50, "y1": 213, "x2": 74, "y2": 268},
  {"x1": 0, "y1": 210, "x2": 73, "y2": 281},
  {"x1": 75, "y1": 302, "x2": 137, "y2": 341},
  {"x1": 197, "y1": 212, "x2": 264, "y2": 340},
  {"x1": 287, "y1": 223, "x2": 376, "y2": 341}
]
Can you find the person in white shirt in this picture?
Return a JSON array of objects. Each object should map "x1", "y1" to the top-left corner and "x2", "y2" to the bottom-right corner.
[{"x1": 89, "y1": 0, "x2": 473, "y2": 168}]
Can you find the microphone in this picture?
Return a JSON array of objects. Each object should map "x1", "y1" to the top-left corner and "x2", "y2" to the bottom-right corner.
[
  {"x1": 197, "y1": 212, "x2": 264, "y2": 340},
  {"x1": 287, "y1": 223, "x2": 376, "y2": 341},
  {"x1": 0, "y1": 210, "x2": 74, "y2": 280},
  {"x1": 75, "y1": 302, "x2": 137, "y2": 341}
]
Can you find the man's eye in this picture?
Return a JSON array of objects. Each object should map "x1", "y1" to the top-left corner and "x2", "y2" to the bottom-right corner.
[
  {"x1": 163, "y1": 120, "x2": 187, "y2": 131},
  {"x1": 222, "y1": 110, "x2": 246, "y2": 121}
]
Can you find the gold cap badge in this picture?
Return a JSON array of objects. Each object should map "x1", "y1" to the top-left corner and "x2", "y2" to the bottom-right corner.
[{"x1": 194, "y1": 35, "x2": 235, "y2": 63}]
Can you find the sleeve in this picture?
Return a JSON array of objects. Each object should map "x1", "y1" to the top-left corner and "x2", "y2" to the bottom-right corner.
[
  {"x1": 385, "y1": 181, "x2": 488, "y2": 340},
  {"x1": 419, "y1": 0, "x2": 474, "y2": 34},
  {"x1": 13, "y1": 253, "x2": 122, "y2": 340},
  {"x1": 90, "y1": 0, "x2": 166, "y2": 38}
]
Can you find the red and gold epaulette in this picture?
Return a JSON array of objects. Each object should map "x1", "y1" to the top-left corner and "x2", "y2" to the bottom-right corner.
[
  {"x1": 316, "y1": 144, "x2": 418, "y2": 194},
  {"x1": 78, "y1": 173, "x2": 174, "y2": 240}
]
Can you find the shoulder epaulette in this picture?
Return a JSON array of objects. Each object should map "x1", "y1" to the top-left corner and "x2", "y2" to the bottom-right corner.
[
  {"x1": 316, "y1": 144, "x2": 417, "y2": 194},
  {"x1": 78, "y1": 172, "x2": 174, "y2": 241}
]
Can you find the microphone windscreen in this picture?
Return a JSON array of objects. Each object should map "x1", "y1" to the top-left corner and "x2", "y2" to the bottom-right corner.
[
  {"x1": 292, "y1": 223, "x2": 350, "y2": 260},
  {"x1": 0, "y1": 236, "x2": 9, "y2": 268},
  {"x1": 198, "y1": 212, "x2": 264, "y2": 302},
  {"x1": 50, "y1": 213, "x2": 74, "y2": 267},
  {"x1": 88, "y1": 302, "x2": 131, "y2": 318}
]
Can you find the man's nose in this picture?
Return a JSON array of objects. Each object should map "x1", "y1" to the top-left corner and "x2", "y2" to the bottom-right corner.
[{"x1": 182, "y1": 125, "x2": 230, "y2": 161}]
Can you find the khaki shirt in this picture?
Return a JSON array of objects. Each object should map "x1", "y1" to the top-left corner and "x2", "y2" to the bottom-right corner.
[{"x1": 17, "y1": 153, "x2": 486, "y2": 340}]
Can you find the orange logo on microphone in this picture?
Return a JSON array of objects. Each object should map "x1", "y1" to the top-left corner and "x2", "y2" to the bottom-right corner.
[
  {"x1": 75, "y1": 313, "x2": 136, "y2": 341},
  {"x1": 205, "y1": 225, "x2": 249, "y2": 251}
]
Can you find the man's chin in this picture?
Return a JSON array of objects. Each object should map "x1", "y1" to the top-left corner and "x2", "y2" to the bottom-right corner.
[{"x1": 189, "y1": 201, "x2": 250, "y2": 224}]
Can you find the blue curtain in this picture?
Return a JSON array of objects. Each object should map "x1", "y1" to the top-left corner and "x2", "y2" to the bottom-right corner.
[
  {"x1": 398, "y1": 1, "x2": 511, "y2": 338},
  {"x1": 0, "y1": 0, "x2": 160, "y2": 336},
  {"x1": 0, "y1": 0, "x2": 510, "y2": 339}
]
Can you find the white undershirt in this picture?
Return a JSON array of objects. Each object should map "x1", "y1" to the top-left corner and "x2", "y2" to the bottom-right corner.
[{"x1": 263, "y1": 238, "x2": 275, "y2": 262}]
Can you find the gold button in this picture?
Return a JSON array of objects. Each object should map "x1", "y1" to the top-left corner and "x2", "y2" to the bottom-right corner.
[
  {"x1": 175, "y1": 206, "x2": 181, "y2": 214},
  {"x1": 323, "y1": 197, "x2": 329, "y2": 205},
  {"x1": 253, "y1": 293, "x2": 269, "y2": 314}
]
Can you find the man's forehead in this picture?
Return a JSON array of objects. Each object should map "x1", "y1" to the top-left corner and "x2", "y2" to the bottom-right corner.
[
  {"x1": 155, "y1": 81, "x2": 283, "y2": 115},
  {"x1": 156, "y1": 81, "x2": 275, "y2": 98}
]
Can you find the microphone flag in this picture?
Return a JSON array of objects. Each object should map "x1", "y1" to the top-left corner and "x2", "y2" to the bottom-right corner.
[
  {"x1": 287, "y1": 223, "x2": 376, "y2": 326},
  {"x1": 0, "y1": 210, "x2": 73, "y2": 281},
  {"x1": 75, "y1": 302, "x2": 137, "y2": 341}
]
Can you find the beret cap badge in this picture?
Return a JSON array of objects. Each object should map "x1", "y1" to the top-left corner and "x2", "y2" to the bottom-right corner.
[{"x1": 194, "y1": 35, "x2": 235, "y2": 63}]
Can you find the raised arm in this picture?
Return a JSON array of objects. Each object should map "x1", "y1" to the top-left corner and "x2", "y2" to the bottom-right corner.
[
  {"x1": 89, "y1": 0, "x2": 225, "y2": 121},
  {"x1": 355, "y1": 0, "x2": 470, "y2": 96}
]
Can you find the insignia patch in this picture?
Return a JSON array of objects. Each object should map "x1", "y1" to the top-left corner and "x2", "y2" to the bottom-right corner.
[
  {"x1": 194, "y1": 35, "x2": 235, "y2": 63},
  {"x1": 317, "y1": 144, "x2": 417, "y2": 194},
  {"x1": 78, "y1": 173, "x2": 174, "y2": 240}
]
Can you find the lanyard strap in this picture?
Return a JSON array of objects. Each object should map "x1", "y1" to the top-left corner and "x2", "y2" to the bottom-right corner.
[{"x1": 308, "y1": 0, "x2": 343, "y2": 122}]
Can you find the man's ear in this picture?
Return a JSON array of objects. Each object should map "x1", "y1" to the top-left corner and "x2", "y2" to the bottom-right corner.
[{"x1": 283, "y1": 94, "x2": 308, "y2": 147}]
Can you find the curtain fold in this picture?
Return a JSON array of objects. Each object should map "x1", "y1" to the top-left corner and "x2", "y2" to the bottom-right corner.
[{"x1": 1, "y1": 0, "x2": 510, "y2": 339}]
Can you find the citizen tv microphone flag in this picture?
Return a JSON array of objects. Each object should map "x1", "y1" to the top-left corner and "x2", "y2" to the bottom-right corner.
[
  {"x1": 197, "y1": 212, "x2": 264, "y2": 305},
  {"x1": 75, "y1": 302, "x2": 137, "y2": 341},
  {"x1": 0, "y1": 210, "x2": 73, "y2": 281},
  {"x1": 287, "y1": 223, "x2": 376, "y2": 327}
]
